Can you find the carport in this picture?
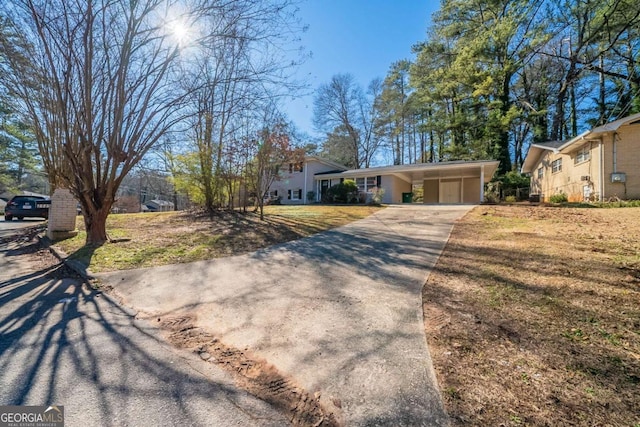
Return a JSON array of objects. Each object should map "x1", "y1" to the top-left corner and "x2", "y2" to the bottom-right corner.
[{"x1": 314, "y1": 160, "x2": 500, "y2": 204}]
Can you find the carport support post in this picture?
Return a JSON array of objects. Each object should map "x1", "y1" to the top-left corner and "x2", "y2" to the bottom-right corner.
[
  {"x1": 480, "y1": 165, "x2": 485, "y2": 202},
  {"x1": 47, "y1": 188, "x2": 79, "y2": 240}
]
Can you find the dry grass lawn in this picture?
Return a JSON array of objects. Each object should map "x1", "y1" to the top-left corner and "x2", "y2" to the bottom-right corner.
[
  {"x1": 54, "y1": 205, "x2": 381, "y2": 272},
  {"x1": 424, "y1": 205, "x2": 640, "y2": 426}
]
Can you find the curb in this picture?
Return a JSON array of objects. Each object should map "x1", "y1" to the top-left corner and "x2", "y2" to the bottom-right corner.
[
  {"x1": 38, "y1": 234, "x2": 96, "y2": 280},
  {"x1": 38, "y1": 234, "x2": 138, "y2": 318}
]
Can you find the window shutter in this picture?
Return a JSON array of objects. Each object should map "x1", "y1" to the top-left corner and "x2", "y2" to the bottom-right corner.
[
  {"x1": 376, "y1": 175, "x2": 382, "y2": 188},
  {"x1": 289, "y1": 163, "x2": 293, "y2": 173},
  {"x1": 300, "y1": 163, "x2": 304, "y2": 172},
  {"x1": 274, "y1": 190, "x2": 278, "y2": 197},
  {"x1": 298, "y1": 189, "x2": 302, "y2": 200},
  {"x1": 340, "y1": 178, "x2": 344, "y2": 183},
  {"x1": 287, "y1": 190, "x2": 291, "y2": 200}
]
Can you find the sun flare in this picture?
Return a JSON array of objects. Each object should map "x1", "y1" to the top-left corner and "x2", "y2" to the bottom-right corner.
[{"x1": 168, "y1": 18, "x2": 191, "y2": 46}]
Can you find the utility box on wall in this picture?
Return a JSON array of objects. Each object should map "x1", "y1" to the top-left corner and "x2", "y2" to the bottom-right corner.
[{"x1": 611, "y1": 172, "x2": 626, "y2": 183}]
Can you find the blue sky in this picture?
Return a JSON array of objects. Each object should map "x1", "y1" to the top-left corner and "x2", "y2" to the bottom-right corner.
[{"x1": 285, "y1": 0, "x2": 439, "y2": 138}]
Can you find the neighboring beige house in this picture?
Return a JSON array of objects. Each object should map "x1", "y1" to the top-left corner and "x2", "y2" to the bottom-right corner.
[
  {"x1": 270, "y1": 156, "x2": 499, "y2": 204},
  {"x1": 522, "y1": 113, "x2": 640, "y2": 202}
]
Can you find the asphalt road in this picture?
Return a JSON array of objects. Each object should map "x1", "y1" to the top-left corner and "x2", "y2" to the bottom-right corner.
[
  {"x1": 0, "y1": 216, "x2": 46, "y2": 239},
  {"x1": 0, "y1": 228, "x2": 287, "y2": 426}
]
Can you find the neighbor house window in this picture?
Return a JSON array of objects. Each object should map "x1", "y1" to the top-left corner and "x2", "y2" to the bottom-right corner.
[
  {"x1": 355, "y1": 177, "x2": 365, "y2": 192},
  {"x1": 574, "y1": 146, "x2": 590, "y2": 164},
  {"x1": 552, "y1": 158, "x2": 562, "y2": 173},
  {"x1": 290, "y1": 189, "x2": 301, "y2": 200},
  {"x1": 537, "y1": 167, "x2": 543, "y2": 179}
]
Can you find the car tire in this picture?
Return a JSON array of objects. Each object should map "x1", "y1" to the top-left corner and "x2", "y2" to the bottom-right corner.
[
  {"x1": 4, "y1": 215, "x2": 12, "y2": 221},
  {"x1": 17, "y1": 217, "x2": 24, "y2": 221}
]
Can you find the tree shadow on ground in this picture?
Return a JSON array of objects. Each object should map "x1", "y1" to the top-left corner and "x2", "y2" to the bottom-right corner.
[
  {"x1": 423, "y1": 237, "x2": 640, "y2": 426},
  {"x1": 0, "y1": 243, "x2": 283, "y2": 425}
]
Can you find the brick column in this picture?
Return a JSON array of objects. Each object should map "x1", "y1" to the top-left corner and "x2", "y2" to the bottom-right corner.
[{"x1": 47, "y1": 188, "x2": 79, "y2": 240}]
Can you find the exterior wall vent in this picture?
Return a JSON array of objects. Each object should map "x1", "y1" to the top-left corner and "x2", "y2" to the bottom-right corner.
[{"x1": 580, "y1": 176, "x2": 590, "y2": 181}]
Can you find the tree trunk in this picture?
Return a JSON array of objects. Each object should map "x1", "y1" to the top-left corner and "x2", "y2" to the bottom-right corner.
[
  {"x1": 497, "y1": 76, "x2": 513, "y2": 173},
  {"x1": 84, "y1": 206, "x2": 110, "y2": 246}
]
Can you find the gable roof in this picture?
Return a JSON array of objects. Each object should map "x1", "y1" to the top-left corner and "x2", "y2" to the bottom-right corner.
[
  {"x1": 522, "y1": 112, "x2": 640, "y2": 173},
  {"x1": 530, "y1": 140, "x2": 567, "y2": 151},
  {"x1": 590, "y1": 112, "x2": 640, "y2": 134},
  {"x1": 521, "y1": 132, "x2": 590, "y2": 173},
  {"x1": 305, "y1": 156, "x2": 349, "y2": 171}
]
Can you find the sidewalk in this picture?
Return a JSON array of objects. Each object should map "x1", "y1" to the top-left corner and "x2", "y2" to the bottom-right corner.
[{"x1": 97, "y1": 204, "x2": 472, "y2": 426}]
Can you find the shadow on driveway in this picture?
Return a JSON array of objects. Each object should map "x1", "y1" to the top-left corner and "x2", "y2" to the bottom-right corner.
[
  {"x1": 0, "y1": 241, "x2": 286, "y2": 426},
  {"x1": 100, "y1": 205, "x2": 470, "y2": 426}
]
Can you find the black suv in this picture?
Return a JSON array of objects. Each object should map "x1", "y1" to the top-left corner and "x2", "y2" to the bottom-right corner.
[{"x1": 4, "y1": 195, "x2": 50, "y2": 221}]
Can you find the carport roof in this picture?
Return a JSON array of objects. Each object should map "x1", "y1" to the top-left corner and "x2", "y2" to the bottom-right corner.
[{"x1": 313, "y1": 160, "x2": 500, "y2": 184}]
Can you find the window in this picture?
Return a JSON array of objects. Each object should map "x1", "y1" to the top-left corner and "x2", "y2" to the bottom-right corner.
[
  {"x1": 291, "y1": 189, "x2": 301, "y2": 200},
  {"x1": 537, "y1": 167, "x2": 543, "y2": 179},
  {"x1": 288, "y1": 162, "x2": 303, "y2": 173},
  {"x1": 366, "y1": 176, "x2": 376, "y2": 191},
  {"x1": 354, "y1": 176, "x2": 378, "y2": 192},
  {"x1": 551, "y1": 158, "x2": 562, "y2": 173},
  {"x1": 574, "y1": 146, "x2": 590, "y2": 164},
  {"x1": 265, "y1": 190, "x2": 278, "y2": 200}
]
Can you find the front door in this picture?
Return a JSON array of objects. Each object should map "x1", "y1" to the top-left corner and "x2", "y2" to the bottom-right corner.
[{"x1": 320, "y1": 180, "x2": 329, "y2": 200}]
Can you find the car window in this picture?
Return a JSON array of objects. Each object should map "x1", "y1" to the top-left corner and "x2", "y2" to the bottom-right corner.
[{"x1": 11, "y1": 196, "x2": 45, "y2": 202}]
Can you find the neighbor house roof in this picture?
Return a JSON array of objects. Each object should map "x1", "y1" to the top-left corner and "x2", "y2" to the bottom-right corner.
[
  {"x1": 521, "y1": 133, "x2": 590, "y2": 173},
  {"x1": 314, "y1": 169, "x2": 350, "y2": 176},
  {"x1": 590, "y1": 112, "x2": 640, "y2": 134},
  {"x1": 305, "y1": 156, "x2": 349, "y2": 171},
  {"x1": 147, "y1": 199, "x2": 174, "y2": 207},
  {"x1": 522, "y1": 112, "x2": 640, "y2": 173},
  {"x1": 314, "y1": 160, "x2": 500, "y2": 184}
]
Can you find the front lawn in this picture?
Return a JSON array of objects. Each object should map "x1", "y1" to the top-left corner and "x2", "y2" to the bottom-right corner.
[
  {"x1": 424, "y1": 205, "x2": 640, "y2": 426},
  {"x1": 54, "y1": 205, "x2": 382, "y2": 272}
]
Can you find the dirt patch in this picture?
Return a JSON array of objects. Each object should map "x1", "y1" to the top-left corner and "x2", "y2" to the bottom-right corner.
[
  {"x1": 424, "y1": 205, "x2": 640, "y2": 426},
  {"x1": 156, "y1": 315, "x2": 341, "y2": 427}
]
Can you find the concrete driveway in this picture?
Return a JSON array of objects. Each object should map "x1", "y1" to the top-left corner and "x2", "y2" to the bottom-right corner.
[{"x1": 97, "y1": 204, "x2": 473, "y2": 426}]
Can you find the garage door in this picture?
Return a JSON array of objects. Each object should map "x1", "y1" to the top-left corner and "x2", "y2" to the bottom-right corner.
[{"x1": 440, "y1": 179, "x2": 461, "y2": 203}]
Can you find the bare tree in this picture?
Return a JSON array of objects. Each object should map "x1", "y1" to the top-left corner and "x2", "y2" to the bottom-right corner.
[
  {"x1": 0, "y1": 0, "x2": 205, "y2": 244},
  {"x1": 176, "y1": 0, "x2": 305, "y2": 214},
  {"x1": 244, "y1": 116, "x2": 302, "y2": 220},
  {"x1": 313, "y1": 73, "x2": 382, "y2": 168}
]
